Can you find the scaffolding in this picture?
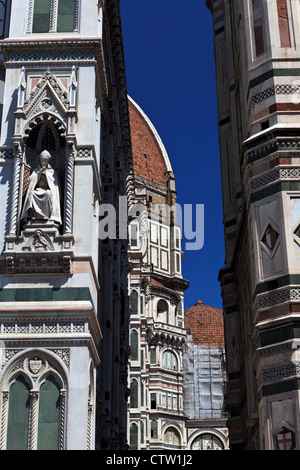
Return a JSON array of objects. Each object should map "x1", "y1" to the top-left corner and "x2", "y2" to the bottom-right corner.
[{"x1": 183, "y1": 337, "x2": 226, "y2": 419}]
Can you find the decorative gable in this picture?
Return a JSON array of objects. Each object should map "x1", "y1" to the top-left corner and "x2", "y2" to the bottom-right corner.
[{"x1": 23, "y1": 69, "x2": 70, "y2": 122}]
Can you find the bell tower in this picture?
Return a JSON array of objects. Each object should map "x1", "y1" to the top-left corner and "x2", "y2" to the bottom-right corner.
[
  {"x1": 208, "y1": 0, "x2": 300, "y2": 450},
  {"x1": 0, "y1": 0, "x2": 132, "y2": 450}
]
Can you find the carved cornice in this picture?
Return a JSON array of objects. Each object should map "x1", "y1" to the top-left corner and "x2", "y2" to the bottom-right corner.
[
  {"x1": 146, "y1": 318, "x2": 186, "y2": 347},
  {"x1": 0, "y1": 37, "x2": 104, "y2": 55},
  {"x1": 0, "y1": 37, "x2": 108, "y2": 98}
]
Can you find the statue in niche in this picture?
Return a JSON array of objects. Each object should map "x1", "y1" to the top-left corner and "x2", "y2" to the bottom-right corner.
[{"x1": 21, "y1": 150, "x2": 62, "y2": 225}]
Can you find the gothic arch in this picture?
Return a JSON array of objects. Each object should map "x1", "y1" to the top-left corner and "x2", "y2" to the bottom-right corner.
[
  {"x1": 130, "y1": 378, "x2": 138, "y2": 408},
  {"x1": 162, "y1": 424, "x2": 182, "y2": 448},
  {"x1": 157, "y1": 299, "x2": 169, "y2": 323},
  {"x1": 3, "y1": 368, "x2": 34, "y2": 392},
  {"x1": 130, "y1": 329, "x2": 139, "y2": 361},
  {"x1": 188, "y1": 429, "x2": 227, "y2": 450},
  {"x1": 0, "y1": 348, "x2": 68, "y2": 450},
  {"x1": 129, "y1": 421, "x2": 138, "y2": 450},
  {"x1": 23, "y1": 113, "x2": 67, "y2": 172},
  {"x1": 160, "y1": 348, "x2": 179, "y2": 371},
  {"x1": 130, "y1": 289, "x2": 139, "y2": 316},
  {"x1": 5, "y1": 67, "x2": 77, "y2": 271},
  {"x1": 0, "y1": 348, "x2": 68, "y2": 391}
]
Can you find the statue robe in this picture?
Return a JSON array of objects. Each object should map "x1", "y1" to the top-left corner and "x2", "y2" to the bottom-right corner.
[{"x1": 21, "y1": 165, "x2": 62, "y2": 225}]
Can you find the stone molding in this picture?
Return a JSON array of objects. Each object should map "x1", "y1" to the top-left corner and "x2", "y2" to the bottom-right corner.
[
  {"x1": 249, "y1": 167, "x2": 300, "y2": 193},
  {"x1": 257, "y1": 287, "x2": 300, "y2": 310}
]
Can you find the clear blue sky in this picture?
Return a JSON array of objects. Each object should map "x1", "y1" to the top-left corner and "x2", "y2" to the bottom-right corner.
[{"x1": 120, "y1": 0, "x2": 224, "y2": 310}]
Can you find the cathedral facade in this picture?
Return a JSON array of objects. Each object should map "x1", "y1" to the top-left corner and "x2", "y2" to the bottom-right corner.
[
  {"x1": 127, "y1": 97, "x2": 229, "y2": 450},
  {"x1": 207, "y1": 0, "x2": 300, "y2": 450},
  {"x1": 0, "y1": 0, "x2": 132, "y2": 450}
]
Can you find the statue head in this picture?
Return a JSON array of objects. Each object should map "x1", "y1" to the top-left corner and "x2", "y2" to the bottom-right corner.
[{"x1": 40, "y1": 150, "x2": 51, "y2": 168}]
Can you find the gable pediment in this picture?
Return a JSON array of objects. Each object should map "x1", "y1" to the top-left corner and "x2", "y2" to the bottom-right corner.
[{"x1": 23, "y1": 71, "x2": 70, "y2": 121}]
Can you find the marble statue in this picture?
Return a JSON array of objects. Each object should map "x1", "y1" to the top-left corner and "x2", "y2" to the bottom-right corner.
[{"x1": 21, "y1": 150, "x2": 62, "y2": 225}]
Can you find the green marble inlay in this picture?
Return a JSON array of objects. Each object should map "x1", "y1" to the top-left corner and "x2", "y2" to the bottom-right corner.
[
  {"x1": 262, "y1": 378, "x2": 300, "y2": 397},
  {"x1": 260, "y1": 322, "x2": 300, "y2": 347},
  {"x1": 250, "y1": 181, "x2": 300, "y2": 203},
  {"x1": 0, "y1": 287, "x2": 91, "y2": 302},
  {"x1": 248, "y1": 68, "x2": 300, "y2": 97},
  {"x1": 255, "y1": 274, "x2": 300, "y2": 296}
]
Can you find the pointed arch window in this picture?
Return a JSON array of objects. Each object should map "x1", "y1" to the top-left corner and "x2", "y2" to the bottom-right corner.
[
  {"x1": 150, "y1": 420, "x2": 158, "y2": 439},
  {"x1": 30, "y1": 0, "x2": 79, "y2": 33},
  {"x1": 130, "y1": 423, "x2": 138, "y2": 450},
  {"x1": 1, "y1": 368, "x2": 67, "y2": 450},
  {"x1": 157, "y1": 299, "x2": 169, "y2": 323},
  {"x1": 130, "y1": 290, "x2": 138, "y2": 316},
  {"x1": 6, "y1": 376, "x2": 30, "y2": 450},
  {"x1": 37, "y1": 375, "x2": 61, "y2": 450},
  {"x1": 130, "y1": 379, "x2": 138, "y2": 408},
  {"x1": 130, "y1": 330, "x2": 139, "y2": 361}
]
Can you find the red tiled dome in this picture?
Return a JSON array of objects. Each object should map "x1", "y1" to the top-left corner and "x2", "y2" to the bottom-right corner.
[
  {"x1": 128, "y1": 97, "x2": 170, "y2": 186},
  {"x1": 184, "y1": 301, "x2": 224, "y2": 348}
]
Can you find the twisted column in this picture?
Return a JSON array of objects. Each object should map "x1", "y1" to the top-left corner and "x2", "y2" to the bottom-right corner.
[
  {"x1": 27, "y1": 0, "x2": 34, "y2": 32},
  {"x1": 0, "y1": 391, "x2": 9, "y2": 450},
  {"x1": 87, "y1": 399, "x2": 93, "y2": 450},
  {"x1": 29, "y1": 390, "x2": 39, "y2": 450},
  {"x1": 59, "y1": 389, "x2": 66, "y2": 450},
  {"x1": 63, "y1": 143, "x2": 75, "y2": 235},
  {"x1": 8, "y1": 144, "x2": 22, "y2": 236},
  {"x1": 49, "y1": 0, "x2": 58, "y2": 32}
]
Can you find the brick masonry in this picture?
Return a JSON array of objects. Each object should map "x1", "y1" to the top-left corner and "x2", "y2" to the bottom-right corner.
[
  {"x1": 128, "y1": 100, "x2": 167, "y2": 187},
  {"x1": 184, "y1": 300, "x2": 224, "y2": 348}
]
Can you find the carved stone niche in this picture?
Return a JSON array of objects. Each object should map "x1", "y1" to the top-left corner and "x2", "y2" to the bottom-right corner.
[
  {"x1": 5, "y1": 141, "x2": 74, "y2": 275},
  {"x1": 4, "y1": 69, "x2": 77, "y2": 275}
]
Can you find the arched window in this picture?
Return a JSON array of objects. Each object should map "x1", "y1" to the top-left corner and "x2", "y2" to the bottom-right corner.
[
  {"x1": 130, "y1": 379, "x2": 138, "y2": 408},
  {"x1": 164, "y1": 427, "x2": 181, "y2": 447},
  {"x1": 140, "y1": 421, "x2": 144, "y2": 444},
  {"x1": 157, "y1": 299, "x2": 168, "y2": 323},
  {"x1": 140, "y1": 381, "x2": 144, "y2": 407},
  {"x1": 150, "y1": 420, "x2": 158, "y2": 439},
  {"x1": 130, "y1": 290, "x2": 138, "y2": 316},
  {"x1": 162, "y1": 350, "x2": 178, "y2": 371},
  {"x1": 6, "y1": 375, "x2": 30, "y2": 450},
  {"x1": 1, "y1": 356, "x2": 67, "y2": 450},
  {"x1": 130, "y1": 423, "x2": 138, "y2": 450},
  {"x1": 130, "y1": 330, "x2": 138, "y2": 361},
  {"x1": 31, "y1": 0, "x2": 79, "y2": 33},
  {"x1": 192, "y1": 433, "x2": 224, "y2": 450},
  {"x1": 37, "y1": 375, "x2": 61, "y2": 450}
]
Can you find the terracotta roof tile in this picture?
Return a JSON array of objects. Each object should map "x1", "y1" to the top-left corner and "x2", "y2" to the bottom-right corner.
[{"x1": 184, "y1": 300, "x2": 224, "y2": 347}]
